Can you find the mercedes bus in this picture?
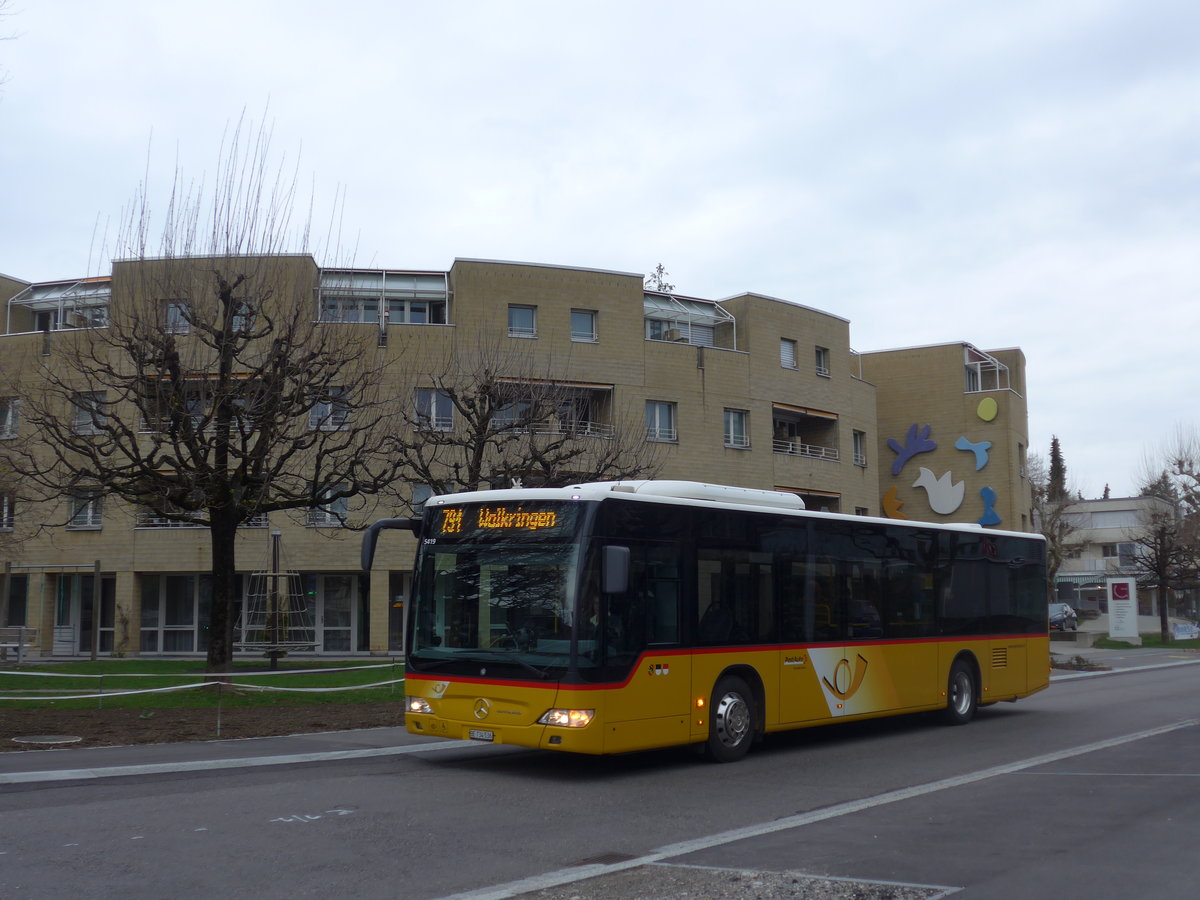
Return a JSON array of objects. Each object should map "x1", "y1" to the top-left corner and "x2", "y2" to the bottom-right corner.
[{"x1": 362, "y1": 480, "x2": 1048, "y2": 762}]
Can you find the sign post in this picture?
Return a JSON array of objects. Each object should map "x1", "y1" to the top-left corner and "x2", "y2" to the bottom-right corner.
[{"x1": 1107, "y1": 578, "x2": 1140, "y2": 646}]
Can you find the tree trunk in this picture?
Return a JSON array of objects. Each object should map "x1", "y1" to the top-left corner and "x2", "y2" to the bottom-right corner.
[{"x1": 207, "y1": 510, "x2": 240, "y2": 673}]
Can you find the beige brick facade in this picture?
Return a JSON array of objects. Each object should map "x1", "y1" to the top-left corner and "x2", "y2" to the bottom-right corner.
[{"x1": 0, "y1": 257, "x2": 1032, "y2": 657}]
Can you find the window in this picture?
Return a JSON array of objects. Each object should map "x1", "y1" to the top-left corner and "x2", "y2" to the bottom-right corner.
[
  {"x1": 815, "y1": 346, "x2": 830, "y2": 377},
  {"x1": 320, "y1": 294, "x2": 379, "y2": 323},
  {"x1": 230, "y1": 302, "x2": 255, "y2": 334},
  {"x1": 853, "y1": 430, "x2": 867, "y2": 467},
  {"x1": 162, "y1": 301, "x2": 190, "y2": 334},
  {"x1": 508, "y1": 305, "x2": 537, "y2": 338},
  {"x1": 855, "y1": 507, "x2": 869, "y2": 516},
  {"x1": 645, "y1": 318, "x2": 670, "y2": 341},
  {"x1": 309, "y1": 387, "x2": 349, "y2": 430},
  {"x1": 1102, "y1": 542, "x2": 1136, "y2": 565},
  {"x1": 645, "y1": 401, "x2": 677, "y2": 442},
  {"x1": 414, "y1": 388, "x2": 453, "y2": 431},
  {"x1": 494, "y1": 398, "x2": 533, "y2": 429},
  {"x1": 780, "y1": 338, "x2": 797, "y2": 369},
  {"x1": 140, "y1": 574, "x2": 216, "y2": 653},
  {"x1": 724, "y1": 408, "x2": 749, "y2": 448},
  {"x1": 0, "y1": 493, "x2": 13, "y2": 530},
  {"x1": 388, "y1": 298, "x2": 447, "y2": 324},
  {"x1": 69, "y1": 491, "x2": 103, "y2": 528},
  {"x1": 571, "y1": 309, "x2": 597, "y2": 342},
  {"x1": 0, "y1": 397, "x2": 18, "y2": 438},
  {"x1": 645, "y1": 319, "x2": 715, "y2": 346},
  {"x1": 412, "y1": 482, "x2": 452, "y2": 509},
  {"x1": 308, "y1": 488, "x2": 348, "y2": 528},
  {"x1": 72, "y1": 391, "x2": 107, "y2": 434}
]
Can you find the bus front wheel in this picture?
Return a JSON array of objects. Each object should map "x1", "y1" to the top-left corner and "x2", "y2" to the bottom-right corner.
[
  {"x1": 706, "y1": 676, "x2": 755, "y2": 762},
  {"x1": 943, "y1": 659, "x2": 977, "y2": 726}
]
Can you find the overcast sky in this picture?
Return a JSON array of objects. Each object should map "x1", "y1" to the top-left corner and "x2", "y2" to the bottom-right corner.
[{"x1": 2, "y1": 0, "x2": 1197, "y2": 498}]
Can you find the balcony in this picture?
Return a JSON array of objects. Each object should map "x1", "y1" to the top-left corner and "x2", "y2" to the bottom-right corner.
[
  {"x1": 773, "y1": 439, "x2": 840, "y2": 461},
  {"x1": 6, "y1": 277, "x2": 111, "y2": 335}
]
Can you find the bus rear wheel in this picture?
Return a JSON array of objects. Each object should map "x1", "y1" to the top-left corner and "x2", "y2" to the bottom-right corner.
[
  {"x1": 943, "y1": 659, "x2": 977, "y2": 725},
  {"x1": 706, "y1": 676, "x2": 755, "y2": 762}
]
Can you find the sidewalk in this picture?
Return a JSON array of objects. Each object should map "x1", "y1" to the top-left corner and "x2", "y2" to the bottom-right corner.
[{"x1": 0, "y1": 724, "x2": 436, "y2": 785}]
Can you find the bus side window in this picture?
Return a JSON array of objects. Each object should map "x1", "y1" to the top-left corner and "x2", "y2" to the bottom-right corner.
[{"x1": 779, "y1": 562, "x2": 807, "y2": 641}]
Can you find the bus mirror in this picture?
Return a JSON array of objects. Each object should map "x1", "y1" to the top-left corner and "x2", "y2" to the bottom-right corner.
[
  {"x1": 602, "y1": 546, "x2": 630, "y2": 594},
  {"x1": 361, "y1": 518, "x2": 421, "y2": 570}
]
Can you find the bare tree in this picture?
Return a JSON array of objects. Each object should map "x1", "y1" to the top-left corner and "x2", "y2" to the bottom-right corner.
[
  {"x1": 389, "y1": 340, "x2": 662, "y2": 508},
  {"x1": 1158, "y1": 424, "x2": 1200, "y2": 517},
  {"x1": 1028, "y1": 451, "x2": 1078, "y2": 604},
  {"x1": 2, "y1": 119, "x2": 407, "y2": 671},
  {"x1": 1125, "y1": 499, "x2": 1198, "y2": 642}
]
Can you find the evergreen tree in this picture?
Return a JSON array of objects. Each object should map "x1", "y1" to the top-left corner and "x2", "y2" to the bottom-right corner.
[{"x1": 1048, "y1": 436, "x2": 1067, "y2": 502}]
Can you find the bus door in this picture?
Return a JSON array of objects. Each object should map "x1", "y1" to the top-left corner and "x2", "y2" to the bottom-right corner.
[{"x1": 595, "y1": 542, "x2": 690, "y2": 753}]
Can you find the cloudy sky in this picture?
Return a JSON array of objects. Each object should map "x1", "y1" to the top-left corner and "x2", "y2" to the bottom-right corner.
[{"x1": 2, "y1": 0, "x2": 1197, "y2": 498}]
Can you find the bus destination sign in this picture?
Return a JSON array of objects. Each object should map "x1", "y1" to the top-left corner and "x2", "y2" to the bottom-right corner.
[{"x1": 435, "y1": 503, "x2": 575, "y2": 538}]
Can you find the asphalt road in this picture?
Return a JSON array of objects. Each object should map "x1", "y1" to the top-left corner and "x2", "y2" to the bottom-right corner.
[{"x1": 2, "y1": 654, "x2": 1198, "y2": 899}]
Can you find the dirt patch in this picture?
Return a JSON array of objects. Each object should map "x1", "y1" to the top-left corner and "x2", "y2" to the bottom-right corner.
[{"x1": 0, "y1": 702, "x2": 405, "y2": 751}]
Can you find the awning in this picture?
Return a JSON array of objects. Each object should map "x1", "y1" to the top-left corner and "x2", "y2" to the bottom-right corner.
[
  {"x1": 495, "y1": 377, "x2": 613, "y2": 391},
  {"x1": 772, "y1": 402, "x2": 837, "y2": 419}
]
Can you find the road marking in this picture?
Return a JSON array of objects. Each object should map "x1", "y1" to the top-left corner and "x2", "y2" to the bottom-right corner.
[
  {"x1": 437, "y1": 720, "x2": 1198, "y2": 900},
  {"x1": 0, "y1": 740, "x2": 464, "y2": 785}
]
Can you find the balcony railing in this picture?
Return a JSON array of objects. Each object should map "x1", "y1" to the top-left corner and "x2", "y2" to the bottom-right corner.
[
  {"x1": 1060, "y1": 558, "x2": 1132, "y2": 574},
  {"x1": 136, "y1": 511, "x2": 269, "y2": 528},
  {"x1": 497, "y1": 420, "x2": 615, "y2": 439},
  {"x1": 773, "y1": 439, "x2": 840, "y2": 461}
]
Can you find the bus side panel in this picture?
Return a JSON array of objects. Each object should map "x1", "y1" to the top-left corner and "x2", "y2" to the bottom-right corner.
[
  {"x1": 1028, "y1": 634, "x2": 1051, "y2": 693},
  {"x1": 776, "y1": 646, "x2": 841, "y2": 725},
  {"x1": 984, "y1": 638, "x2": 1027, "y2": 700},
  {"x1": 874, "y1": 642, "x2": 940, "y2": 711},
  {"x1": 599, "y1": 652, "x2": 693, "y2": 754}
]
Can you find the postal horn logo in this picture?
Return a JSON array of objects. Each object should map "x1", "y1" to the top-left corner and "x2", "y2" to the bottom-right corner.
[
  {"x1": 823, "y1": 653, "x2": 869, "y2": 700},
  {"x1": 473, "y1": 698, "x2": 491, "y2": 720}
]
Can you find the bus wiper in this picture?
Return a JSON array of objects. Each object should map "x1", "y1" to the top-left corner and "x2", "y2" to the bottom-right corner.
[
  {"x1": 409, "y1": 652, "x2": 549, "y2": 680},
  {"x1": 407, "y1": 656, "x2": 463, "y2": 673},
  {"x1": 489, "y1": 651, "x2": 551, "y2": 680}
]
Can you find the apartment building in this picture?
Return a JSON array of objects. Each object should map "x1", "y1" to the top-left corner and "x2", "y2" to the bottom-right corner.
[
  {"x1": 0, "y1": 257, "x2": 1032, "y2": 657},
  {"x1": 1056, "y1": 495, "x2": 1181, "y2": 616}
]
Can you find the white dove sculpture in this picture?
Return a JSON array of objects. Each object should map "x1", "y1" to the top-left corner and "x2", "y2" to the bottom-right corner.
[{"x1": 912, "y1": 467, "x2": 965, "y2": 515}]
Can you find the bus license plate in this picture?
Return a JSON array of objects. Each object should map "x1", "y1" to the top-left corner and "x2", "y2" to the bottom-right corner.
[{"x1": 469, "y1": 729, "x2": 494, "y2": 742}]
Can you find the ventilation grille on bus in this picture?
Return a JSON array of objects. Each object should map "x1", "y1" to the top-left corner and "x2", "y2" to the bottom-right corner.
[{"x1": 992, "y1": 647, "x2": 1008, "y2": 668}]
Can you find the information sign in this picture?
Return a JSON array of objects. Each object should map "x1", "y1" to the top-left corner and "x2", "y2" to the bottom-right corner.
[{"x1": 1107, "y1": 578, "x2": 1139, "y2": 643}]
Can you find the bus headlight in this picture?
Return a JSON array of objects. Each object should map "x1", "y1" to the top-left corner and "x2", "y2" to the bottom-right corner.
[
  {"x1": 407, "y1": 697, "x2": 434, "y2": 715},
  {"x1": 538, "y1": 708, "x2": 594, "y2": 728}
]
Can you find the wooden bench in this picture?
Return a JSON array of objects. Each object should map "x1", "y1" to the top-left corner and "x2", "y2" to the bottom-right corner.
[{"x1": 0, "y1": 626, "x2": 38, "y2": 663}]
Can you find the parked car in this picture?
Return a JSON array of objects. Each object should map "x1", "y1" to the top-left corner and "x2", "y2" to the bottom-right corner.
[{"x1": 1048, "y1": 602, "x2": 1078, "y2": 631}]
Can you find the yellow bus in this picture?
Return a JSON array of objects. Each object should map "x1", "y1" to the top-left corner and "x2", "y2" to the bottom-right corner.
[{"x1": 363, "y1": 481, "x2": 1049, "y2": 762}]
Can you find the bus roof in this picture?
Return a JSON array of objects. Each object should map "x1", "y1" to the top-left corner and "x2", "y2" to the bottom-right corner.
[{"x1": 423, "y1": 481, "x2": 1046, "y2": 543}]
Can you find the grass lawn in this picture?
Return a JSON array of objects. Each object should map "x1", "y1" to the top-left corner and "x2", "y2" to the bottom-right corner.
[{"x1": 0, "y1": 658, "x2": 406, "y2": 711}]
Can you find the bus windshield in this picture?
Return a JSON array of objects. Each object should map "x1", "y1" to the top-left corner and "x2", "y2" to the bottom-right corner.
[{"x1": 410, "y1": 540, "x2": 581, "y2": 673}]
